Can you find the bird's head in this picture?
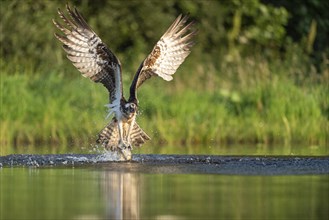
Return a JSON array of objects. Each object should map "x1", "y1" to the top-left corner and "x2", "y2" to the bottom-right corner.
[{"x1": 123, "y1": 102, "x2": 137, "y2": 118}]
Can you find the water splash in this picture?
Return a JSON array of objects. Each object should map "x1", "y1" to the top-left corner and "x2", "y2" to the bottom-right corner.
[{"x1": 94, "y1": 150, "x2": 128, "y2": 162}]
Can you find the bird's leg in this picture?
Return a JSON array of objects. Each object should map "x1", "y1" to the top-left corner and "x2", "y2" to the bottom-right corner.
[
  {"x1": 126, "y1": 116, "x2": 136, "y2": 150},
  {"x1": 117, "y1": 120, "x2": 132, "y2": 160},
  {"x1": 117, "y1": 120, "x2": 125, "y2": 149},
  {"x1": 117, "y1": 120, "x2": 131, "y2": 148}
]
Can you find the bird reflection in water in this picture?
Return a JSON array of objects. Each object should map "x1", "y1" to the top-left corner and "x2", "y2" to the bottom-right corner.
[{"x1": 101, "y1": 172, "x2": 140, "y2": 219}]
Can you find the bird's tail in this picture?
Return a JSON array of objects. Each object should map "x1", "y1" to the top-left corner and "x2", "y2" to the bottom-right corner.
[
  {"x1": 130, "y1": 122, "x2": 151, "y2": 147},
  {"x1": 97, "y1": 119, "x2": 150, "y2": 150}
]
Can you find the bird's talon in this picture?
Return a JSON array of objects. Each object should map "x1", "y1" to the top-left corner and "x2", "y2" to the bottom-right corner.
[{"x1": 117, "y1": 143, "x2": 132, "y2": 161}]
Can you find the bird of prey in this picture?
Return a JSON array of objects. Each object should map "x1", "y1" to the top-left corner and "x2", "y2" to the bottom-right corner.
[{"x1": 53, "y1": 5, "x2": 196, "y2": 159}]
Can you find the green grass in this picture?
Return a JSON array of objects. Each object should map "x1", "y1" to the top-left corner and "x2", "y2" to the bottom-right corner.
[{"x1": 1, "y1": 53, "x2": 328, "y2": 150}]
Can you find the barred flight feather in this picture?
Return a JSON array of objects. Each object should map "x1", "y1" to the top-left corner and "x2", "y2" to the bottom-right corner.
[
  {"x1": 129, "y1": 14, "x2": 196, "y2": 101},
  {"x1": 53, "y1": 4, "x2": 123, "y2": 104}
]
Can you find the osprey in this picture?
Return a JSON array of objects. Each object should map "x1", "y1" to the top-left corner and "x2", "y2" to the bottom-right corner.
[{"x1": 53, "y1": 5, "x2": 196, "y2": 159}]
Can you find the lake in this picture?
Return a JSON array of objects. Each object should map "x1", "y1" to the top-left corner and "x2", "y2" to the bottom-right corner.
[
  {"x1": 1, "y1": 167, "x2": 328, "y2": 220},
  {"x1": 1, "y1": 145, "x2": 328, "y2": 220}
]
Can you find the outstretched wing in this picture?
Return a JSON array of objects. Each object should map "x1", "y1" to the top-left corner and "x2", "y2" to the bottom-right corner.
[
  {"x1": 129, "y1": 14, "x2": 196, "y2": 101},
  {"x1": 53, "y1": 4, "x2": 123, "y2": 104}
]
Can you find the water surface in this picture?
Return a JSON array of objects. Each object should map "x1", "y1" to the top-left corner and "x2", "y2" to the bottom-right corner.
[
  {"x1": 1, "y1": 144, "x2": 328, "y2": 219},
  {"x1": 2, "y1": 143, "x2": 328, "y2": 156},
  {"x1": 1, "y1": 166, "x2": 328, "y2": 220}
]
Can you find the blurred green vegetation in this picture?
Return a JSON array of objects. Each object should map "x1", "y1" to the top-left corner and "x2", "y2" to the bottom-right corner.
[{"x1": 1, "y1": 0, "x2": 328, "y2": 152}]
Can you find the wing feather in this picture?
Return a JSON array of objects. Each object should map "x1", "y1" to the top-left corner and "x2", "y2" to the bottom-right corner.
[
  {"x1": 53, "y1": 4, "x2": 123, "y2": 104},
  {"x1": 129, "y1": 14, "x2": 196, "y2": 101}
]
